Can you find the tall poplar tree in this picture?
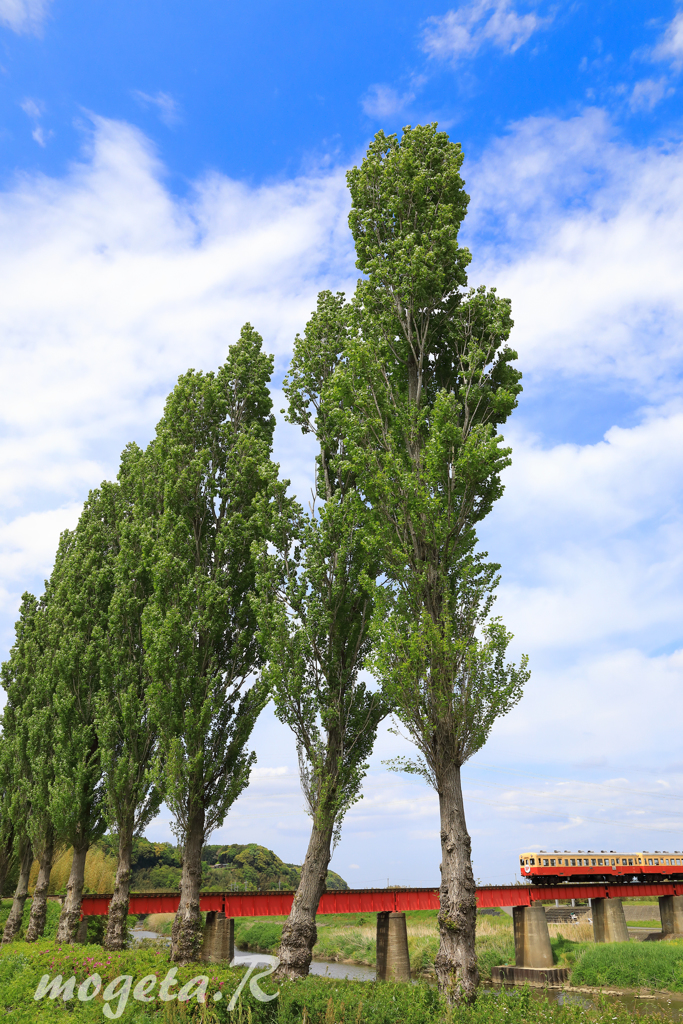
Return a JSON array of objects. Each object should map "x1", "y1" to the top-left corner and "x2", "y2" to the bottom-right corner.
[
  {"x1": 50, "y1": 486, "x2": 118, "y2": 941},
  {"x1": 0, "y1": 594, "x2": 39, "y2": 943},
  {"x1": 337, "y1": 125, "x2": 529, "y2": 1002},
  {"x1": 141, "y1": 325, "x2": 277, "y2": 962},
  {"x1": 255, "y1": 291, "x2": 386, "y2": 979},
  {"x1": 97, "y1": 453, "x2": 161, "y2": 951}
]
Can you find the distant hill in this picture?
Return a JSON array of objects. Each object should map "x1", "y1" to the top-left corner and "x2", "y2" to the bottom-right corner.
[
  {"x1": 92, "y1": 836, "x2": 348, "y2": 893},
  {"x1": 201, "y1": 843, "x2": 349, "y2": 892}
]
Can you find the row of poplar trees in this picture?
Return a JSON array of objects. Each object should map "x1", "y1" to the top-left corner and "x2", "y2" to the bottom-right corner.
[{"x1": 0, "y1": 125, "x2": 529, "y2": 1003}]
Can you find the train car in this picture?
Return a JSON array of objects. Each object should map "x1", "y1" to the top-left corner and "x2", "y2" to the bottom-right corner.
[{"x1": 520, "y1": 849, "x2": 683, "y2": 884}]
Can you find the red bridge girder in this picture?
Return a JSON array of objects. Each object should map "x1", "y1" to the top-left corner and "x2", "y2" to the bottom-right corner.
[{"x1": 79, "y1": 880, "x2": 683, "y2": 918}]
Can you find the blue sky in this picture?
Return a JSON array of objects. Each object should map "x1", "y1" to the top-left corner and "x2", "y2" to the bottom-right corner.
[{"x1": 2, "y1": 0, "x2": 683, "y2": 887}]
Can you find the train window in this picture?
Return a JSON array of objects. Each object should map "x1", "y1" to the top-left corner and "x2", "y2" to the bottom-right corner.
[
  {"x1": 591, "y1": 859, "x2": 596, "y2": 866},
  {"x1": 677, "y1": 859, "x2": 681, "y2": 865},
  {"x1": 611, "y1": 859, "x2": 615, "y2": 865},
  {"x1": 637, "y1": 858, "x2": 641, "y2": 864},
  {"x1": 564, "y1": 859, "x2": 569, "y2": 866},
  {"x1": 570, "y1": 858, "x2": 576, "y2": 866},
  {"x1": 530, "y1": 858, "x2": 535, "y2": 865},
  {"x1": 648, "y1": 859, "x2": 653, "y2": 865},
  {"x1": 665, "y1": 859, "x2": 670, "y2": 865},
  {"x1": 543, "y1": 859, "x2": 549, "y2": 866},
  {"x1": 550, "y1": 859, "x2": 556, "y2": 866},
  {"x1": 584, "y1": 858, "x2": 590, "y2": 866},
  {"x1": 597, "y1": 858, "x2": 603, "y2": 865},
  {"x1": 525, "y1": 859, "x2": 529, "y2": 865},
  {"x1": 655, "y1": 859, "x2": 659, "y2": 865}
]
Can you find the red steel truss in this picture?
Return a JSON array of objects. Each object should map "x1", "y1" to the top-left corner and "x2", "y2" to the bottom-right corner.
[{"x1": 79, "y1": 880, "x2": 683, "y2": 918}]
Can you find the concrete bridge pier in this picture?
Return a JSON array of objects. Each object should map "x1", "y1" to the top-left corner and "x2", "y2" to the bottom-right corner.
[
  {"x1": 491, "y1": 904, "x2": 568, "y2": 986},
  {"x1": 513, "y1": 904, "x2": 553, "y2": 968},
  {"x1": 376, "y1": 911, "x2": 411, "y2": 981},
  {"x1": 201, "y1": 911, "x2": 234, "y2": 962},
  {"x1": 592, "y1": 898, "x2": 629, "y2": 943},
  {"x1": 659, "y1": 895, "x2": 683, "y2": 937}
]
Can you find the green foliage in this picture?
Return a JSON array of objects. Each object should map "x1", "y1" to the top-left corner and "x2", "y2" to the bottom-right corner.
[
  {"x1": 571, "y1": 939, "x2": 683, "y2": 991},
  {"x1": 0, "y1": 898, "x2": 61, "y2": 940},
  {"x1": 335, "y1": 125, "x2": 530, "y2": 794},
  {"x1": 140, "y1": 325, "x2": 277, "y2": 847},
  {"x1": 0, "y1": 937, "x2": 668, "y2": 1023},
  {"x1": 254, "y1": 290, "x2": 386, "y2": 853}
]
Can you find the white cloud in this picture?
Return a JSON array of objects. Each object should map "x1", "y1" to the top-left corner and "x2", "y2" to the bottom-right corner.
[
  {"x1": 423, "y1": 0, "x2": 548, "y2": 62},
  {"x1": 0, "y1": 114, "x2": 355, "y2": 647},
  {"x1": 630, "y1": 76, "x2": 674, "y2": 111},
  {"x1": 361, "y1": 84, "x2": 415, "y2": 119},
  {"x1": 0, "y1": 0, "x2": 50, "y2": 34},
  {"x1": 132, "y1": 90, "x2": 182, "y2": 127},
  {"x1": 464, "y1": 108, "x2": 683, "y2": 389},
  {"x1": 651, "y1": 10, "x2": 683, "y2": 69}
]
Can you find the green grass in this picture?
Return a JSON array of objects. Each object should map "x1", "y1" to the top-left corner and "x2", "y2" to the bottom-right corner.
[
  {"x1": 0, "y1": 939, "x2": 667, "y2": 1023},
  {"x1": 570, "y1": 940, "x2": 683, "y2": 991},
  {"x1": 625, "y1": 920, "x2": 662, "y2": 929}
]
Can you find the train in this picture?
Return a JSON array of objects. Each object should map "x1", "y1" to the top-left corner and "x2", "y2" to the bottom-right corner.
[{"x1": 520, "y1": 849, "x2": 683, "y2": 884}]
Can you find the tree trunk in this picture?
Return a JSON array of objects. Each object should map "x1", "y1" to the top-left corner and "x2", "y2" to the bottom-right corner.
[
  {"x1": 171, "y1": 806, "x2": 205, "y2": 963},
  {"x1": 275, "y1": 817, "x2": 334, "y2": 979},
  {"x1": 0, "y1": 830, "x2": 16, "y2": 898},
  {"x1": 56, "y1": 843, "x2": 89, "y2": 943},
  {"x1": 2, "y1": 840, "x2": 33, "y2": 943},
  {"x1": 103, "y1": 823, "x2": 134, "y2": 951},
  {"x1": 435, "y1": 762, "x2": 479, "y2": 1004},
  {"x1": 25, "y1": 828, "x2": 55, "y2": 941}
]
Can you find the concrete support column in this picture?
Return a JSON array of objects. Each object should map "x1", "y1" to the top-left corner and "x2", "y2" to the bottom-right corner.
[
  {"x1": 592, "y1": 899, "x2": 629, "y2": 943},
  {"x1": 201, "y1": 912, "x2": 234, "y2": 962},
  {"x1": 513, "y1": 905, "x2": 553, "y2": 968},
  {"x1": 659, "y1": 896, "x2": 683, "y2": 936},
  {"x1": 376, "y1": 912, "x2": 410, "y2": 981}
]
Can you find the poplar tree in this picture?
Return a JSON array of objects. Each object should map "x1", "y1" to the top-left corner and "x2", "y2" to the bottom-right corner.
[
  {"x1": 97, "y1": 452, "x2": 160, "y2": 951},
  {"x1": 337, "y1": 125, "x2": 529, "y2": 1002},
  {"x1": 255, "y1": 292, "x2": 386, "y2": 979},
  {"x1": 0, "y1": 594, "x2": 39, "y2": 943},
  {"x1": 141, "y1": 325, "x2": 276, "y2": 962},
  {"x1": 50, "y1": 486, "x2": 118, "y2": 941}
]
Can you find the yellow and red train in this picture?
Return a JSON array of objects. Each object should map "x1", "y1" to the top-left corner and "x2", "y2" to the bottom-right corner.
[{"x1": 520, "y1": 850, "x2": 683, "y2": 884}]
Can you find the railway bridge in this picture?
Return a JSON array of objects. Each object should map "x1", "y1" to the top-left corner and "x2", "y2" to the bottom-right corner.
[{"x1": 80, "y1": 881, "x2": 683, "y2": 984}]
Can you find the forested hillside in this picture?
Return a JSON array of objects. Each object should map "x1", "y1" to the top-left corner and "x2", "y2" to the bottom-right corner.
[{"x1": 6, "y1": 839, "x2": 349, "y2": 896}]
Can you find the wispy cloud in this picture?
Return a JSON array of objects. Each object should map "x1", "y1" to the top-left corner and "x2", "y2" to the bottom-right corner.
[
  {"x1": 651, "y1": 10, "x2": 683, "y2": 70},
  {"x1": 423, "y1": 0, "x2": 549, "y2": 62},
  {"x1": 630, "y1": 76, "x2": 674, "y2": 111},
  {"x1": 0, "y1": 0, "x2": 50, "y2": 34},
  {"x1": 132, "y1": 90, "x2": 182, "y2": 127},
  {"x1": 361, "y1": 83, "x2": 416, "y2": 119},
  {"x1": 19, "y1": 96, "x2": 53, "y2": 147}
]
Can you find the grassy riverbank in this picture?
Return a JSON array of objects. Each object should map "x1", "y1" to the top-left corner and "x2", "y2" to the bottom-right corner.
[{"x1": 0, "y1": 939, "x2": 674, "y2": 1023}]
